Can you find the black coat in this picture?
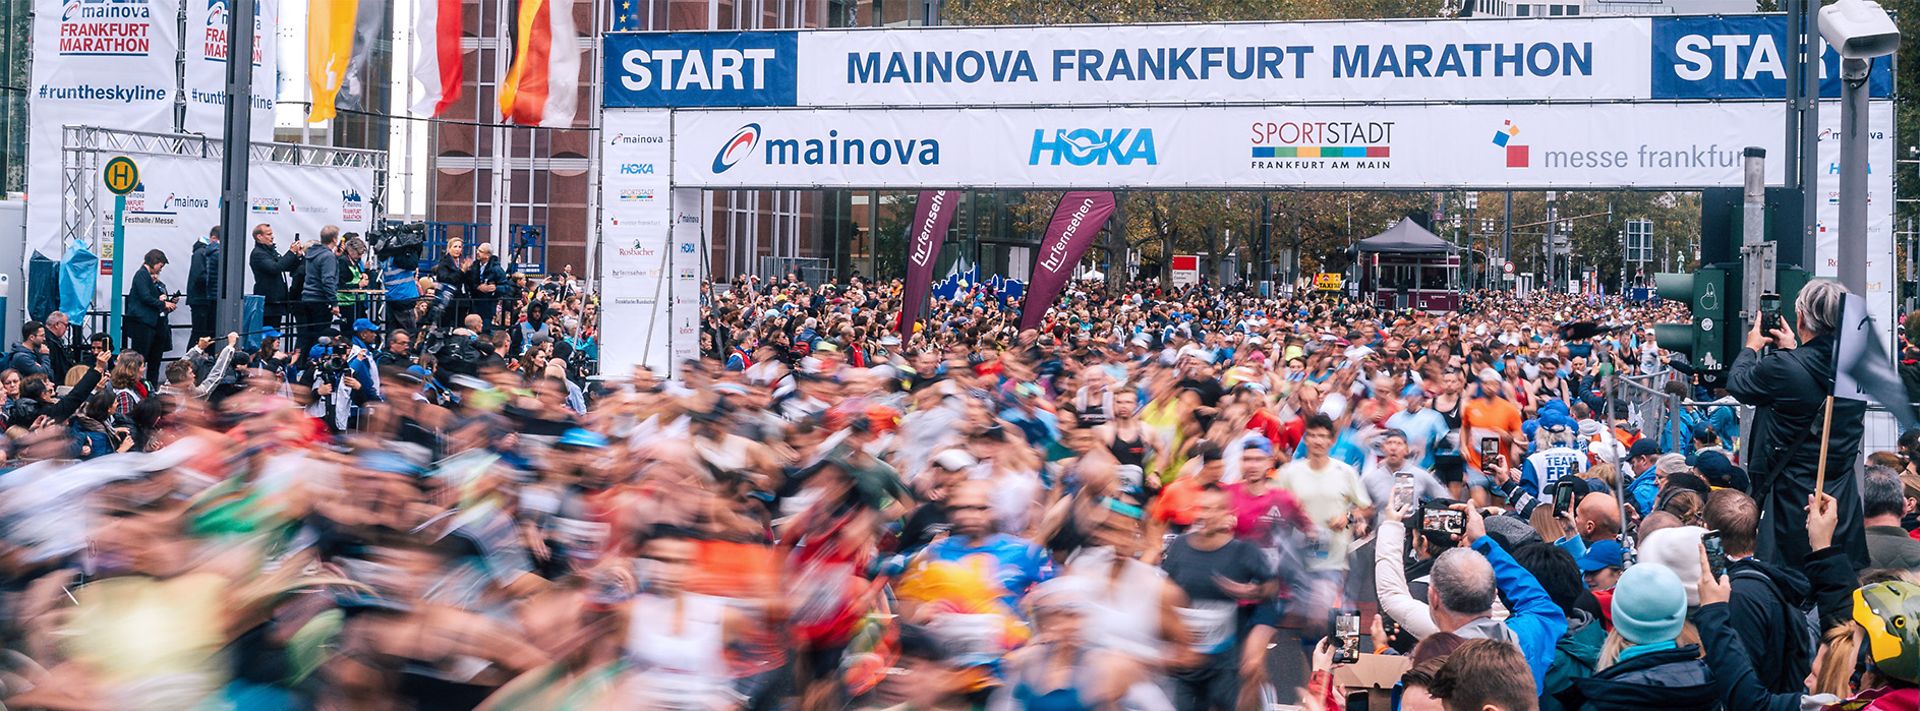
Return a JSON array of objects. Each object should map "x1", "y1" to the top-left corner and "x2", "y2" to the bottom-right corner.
[
  {"x1": 250, "y1": 242, "x2": 301, "y2": 303},
  {"x1": 1557, "y1": 645, "x2": 1718, "y2": 711},
  {"x1": 187, "y1": 240, "x2": 220, "y2": 305},
  {"x1": 1726, "y1": 336, "x2": 1869, "y2": 569},
  {"x1": 1725, "y1": 557, "x2": 1813, "y2": 693},
  {"x1": 124, "y1": 268, "x2": 167, "y2": 329}
]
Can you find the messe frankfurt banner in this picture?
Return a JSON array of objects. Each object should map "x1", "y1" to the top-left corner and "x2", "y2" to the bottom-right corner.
[
  {"x1": 671, "y1": 103, "x2": 1794, "y2": 190},
  {"x1": 604, "y1": 15, "x2": 1892, "y2": 109}
]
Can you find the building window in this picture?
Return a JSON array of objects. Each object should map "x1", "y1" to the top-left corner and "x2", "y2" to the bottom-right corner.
[
  {"x1": 1516, "y1": 4, "x2": 1530, "y2": 14},
  {"x1": 1549, "y1": 4, "x2": 1562, "y2": 14},
  {"x1": 1566, "y1": 4, "x2": 1580, "y2": 13}
]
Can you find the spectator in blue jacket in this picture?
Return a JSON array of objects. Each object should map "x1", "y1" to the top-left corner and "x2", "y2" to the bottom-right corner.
[
  {"x1": 1623, "y1": 438, "x2": 1664, "y2": 516},
  {"x1": 1427, "y1": 502, "x2": 1569, "y2": 692}
]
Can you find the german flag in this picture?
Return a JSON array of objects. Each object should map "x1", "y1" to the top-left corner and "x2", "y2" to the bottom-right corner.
[{"x1": 499, "y1": 0, "x2": 581, "y2": 127}]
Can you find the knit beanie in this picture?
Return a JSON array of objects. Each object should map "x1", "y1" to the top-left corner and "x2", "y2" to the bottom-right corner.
[
  {"x1": 1612, "y1": 564, "x2": 1689, "y2": 645},
  {"x1": 1637, "y1": 525, "x2": 1707, "y2": 606}
]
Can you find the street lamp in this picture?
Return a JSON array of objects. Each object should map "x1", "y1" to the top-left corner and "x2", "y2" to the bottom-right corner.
[{"x1": 1818, "y1": 0, "x2": 1900, "y2": 296}]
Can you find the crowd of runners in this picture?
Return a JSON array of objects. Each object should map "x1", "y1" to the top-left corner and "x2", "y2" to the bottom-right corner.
[{"x1": 3, "y1": 260, "x2": 1920, "y2": 711}]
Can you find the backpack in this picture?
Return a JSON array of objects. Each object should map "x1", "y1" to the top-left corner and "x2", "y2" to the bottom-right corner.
[{"x1": 1730, "y1": 566, "x2": 1817, "y2": 683}]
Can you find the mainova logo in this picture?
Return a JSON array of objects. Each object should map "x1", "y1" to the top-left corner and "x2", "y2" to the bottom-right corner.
[
  {"x1": 712, "y1": 124, "x2": 761, "y2": 173},
  {"x1": 1029, "y1": 128, "x2": 1156, "y2": 166},
  {"x1": 714, "y1": 123, "x2": 942, "y2": 172}
]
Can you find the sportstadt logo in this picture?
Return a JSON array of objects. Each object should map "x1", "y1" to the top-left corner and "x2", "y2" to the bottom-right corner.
[
  {"x1": 617, "y1": 189, "x2": 656, "y2": 203},
  {"x1": 1029, "y1": 128, "x2": 1157, "y2": 167},
  {"x1": 712, "y1": 124, "x2": 761, "y2": 174},
  {"x1": 1248, "y1": 120, "x2": 1393, "y2": 170},
  {"x1": 61, "y1": 0, "x2": 154, "y2": 56},
  {"x1": 1492, "y1": 120, "x2": 1528, "y2": 168},
  {"x1": 249, "y1": 196, "x2": 281, "y2": 214}
]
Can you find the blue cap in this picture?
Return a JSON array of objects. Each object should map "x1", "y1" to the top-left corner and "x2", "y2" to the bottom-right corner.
[
  {"x1": 1400, "y1": 383, "x2": 1428, "y2": 398},
  {"x1": 307, "y1": 344, "x2": 329, "y2": 360},
  {"x1": 352, "y1": 317, "x2": 380, "y2": 333},
  {"x1": 557, "y1": 428, "x2": 609, "y2": 449},
  {"x1": 261, "y1": 327, "x2": 283, "y2": 340},
  {"x1": 1243, "y1": 435, "x2": 1273, "y2": 455},
  {"x1": 1577, "y1": 539, "x2": 1626, "y2": 572},
  {"x1": 1628, "y1": 439, "x2": 1664, "y2": 460}
]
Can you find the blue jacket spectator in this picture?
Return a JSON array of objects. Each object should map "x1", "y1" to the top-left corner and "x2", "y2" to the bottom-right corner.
[{"x1": 1472, "y1": 534, "x2": 1570, "y2": 692}]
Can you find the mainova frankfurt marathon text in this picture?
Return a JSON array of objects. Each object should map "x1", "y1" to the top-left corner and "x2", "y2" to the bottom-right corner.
[{"x1": 846, "y1": 43, "x2": 1594, "y2": 84}]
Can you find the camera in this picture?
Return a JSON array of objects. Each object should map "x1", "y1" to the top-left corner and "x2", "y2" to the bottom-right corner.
[
  {"x1": 1817, "y1": 0, "x2": 1901, "y2": 60},
  {"x1": 368, "y1": 222, "x2": 429, "y2": 271}
]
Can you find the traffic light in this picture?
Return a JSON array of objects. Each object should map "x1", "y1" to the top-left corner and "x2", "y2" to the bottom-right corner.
[{"x1": 1653, "y1": 268, "x2": 1733, "y2": 378}]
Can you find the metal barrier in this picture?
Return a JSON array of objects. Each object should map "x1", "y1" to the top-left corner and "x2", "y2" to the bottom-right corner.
[{"x1": 757, "y1": 256, "x2": 833, "y2": 284}]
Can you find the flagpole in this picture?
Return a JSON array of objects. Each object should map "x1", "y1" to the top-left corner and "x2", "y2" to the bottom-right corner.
[{"x1": 1814, "y1": 394, "x2": 1835, "y2": 494}]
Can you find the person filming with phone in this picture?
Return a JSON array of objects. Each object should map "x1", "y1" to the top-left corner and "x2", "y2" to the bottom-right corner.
[{"x1": 1725, "y1": 280, "x2": 1869, "y2": 569}]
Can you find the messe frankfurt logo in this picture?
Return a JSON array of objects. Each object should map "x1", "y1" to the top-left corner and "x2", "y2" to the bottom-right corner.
[
  {"x1": 713, "y1": 124, "x2": 761, "y2": 173},
  {"x1": 1492, "y1": 120, "x2": 1528, "y2": 168}
]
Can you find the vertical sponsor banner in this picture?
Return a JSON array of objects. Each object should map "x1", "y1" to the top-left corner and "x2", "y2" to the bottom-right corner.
[
  {"x1": 669, "y1": 188, "x2": 703, "y2": 367},
  {"x1": 898, "y1": 189, "x2": 954, "y2": 335},
  {"x1": 598, "y1": 110, "x2": 674, "y2": 376},
  {"x1": 26, "y1": 0, "x2": 182, "y2": 257},
  {"x1": 1019, "y1": 192, "x2": 1115, "y2": 330},
  {"x1": 185, "y1": 0, "x2": 279, "y2": 140},
  {"x1": 1813, "y1": 101, "x2": 1896, "y2": 347}
]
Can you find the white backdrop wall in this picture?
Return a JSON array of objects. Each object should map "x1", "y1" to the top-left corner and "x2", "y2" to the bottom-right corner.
[{"x1": 92, "y1": 154, "x2": 376, "y2": 358}]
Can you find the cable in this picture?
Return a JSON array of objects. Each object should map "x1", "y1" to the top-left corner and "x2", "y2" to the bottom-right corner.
[{"x1": 322, "y1": 105, "x2": 601, "y2": 133}]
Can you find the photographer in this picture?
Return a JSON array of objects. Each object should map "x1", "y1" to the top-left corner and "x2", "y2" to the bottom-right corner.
[
  {"x1": 1726, "y1": 279, "x2": 1868, "y2": 568},
  {"x1": 298, "y1": 337, "x2": 377, "y2": 432},
  {"x1": 122, "y1": 249, "x2": 177, "y2": 386}
]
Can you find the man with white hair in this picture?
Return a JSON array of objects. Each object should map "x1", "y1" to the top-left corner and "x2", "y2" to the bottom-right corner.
[{"x1": 1726, "y1": 279, "x2": 1869, "y2": 568}]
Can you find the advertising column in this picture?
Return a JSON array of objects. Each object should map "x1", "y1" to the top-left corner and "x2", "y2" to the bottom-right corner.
[
  {"x1": 26, "y1": 0, "x2": 182, "y2": 259},
  {"x1": 598, "y1": 110, "x2": 675, "y2": 376}
]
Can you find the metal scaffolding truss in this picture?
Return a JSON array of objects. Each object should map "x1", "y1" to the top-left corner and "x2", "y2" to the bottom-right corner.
[{"x1": 59, "y1": 125, "x2": 388, "y2": 250}]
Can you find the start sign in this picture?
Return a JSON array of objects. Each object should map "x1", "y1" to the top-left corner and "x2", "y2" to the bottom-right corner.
[
  {"x1": 103, "y1": 156, "x2": 139, "y2": 195},
  {"x1": 1314, "y1": 272, "x2": 1343, "y2": 291}
]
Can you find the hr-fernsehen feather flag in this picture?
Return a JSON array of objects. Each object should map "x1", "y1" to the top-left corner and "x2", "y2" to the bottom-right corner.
[
  {"x1": 411, "y1": 0, "x2": 465, "y2": 117},
  {"x1": 499, "y1": 0, "x2": 582, "y2": 127}
]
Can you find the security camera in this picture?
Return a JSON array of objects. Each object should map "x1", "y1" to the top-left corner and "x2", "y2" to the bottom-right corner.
[{"x1": 1818, "y1": 0, "x2": 1901, "y2": 59}]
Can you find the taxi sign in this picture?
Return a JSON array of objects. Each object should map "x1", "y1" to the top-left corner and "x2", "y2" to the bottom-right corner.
[
  {"x1": 103, "y1": 157, "x2": 139, "y2": 196},
  {"x1": 1314, "y1": 272, "x2": 1343, "y2": 291}
]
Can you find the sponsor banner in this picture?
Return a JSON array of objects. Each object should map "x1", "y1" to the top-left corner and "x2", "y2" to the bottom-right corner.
[
  {"x1": 671, "y1": 103, "x2": 1793, "y2": 189},
  {"x1": 27, "y1": 0, "x2": 181, "y2": 256},
  {"x1": 93, "y1": 154, "x2": 372, "y2": 360},
  {"x1": 669, "y1": 188, "x2": 703, "y2": 367},
  {"x1": 1813, "y1": 100, "x2": 1896, "y2": 351},
  {"x1": 1020, "y1": 192, "x2": 1115, "y2": 330},
  {"x1": 603, "y1": 15, "x2": 1891, "y2": 109},
  {"x1": 899, "y1": 190, "x2": 956, "y2": 335},
  {"x1": 598, "y1": 110, "x2": 676, "y2": 377},
  {"x1": 185, "y1": 0, "x2": 279, "y2": 139}
]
